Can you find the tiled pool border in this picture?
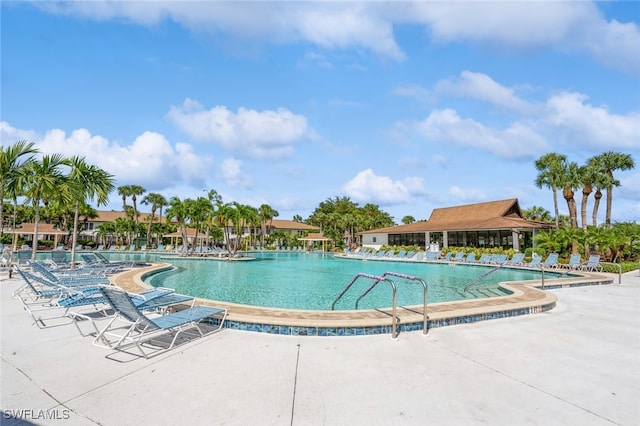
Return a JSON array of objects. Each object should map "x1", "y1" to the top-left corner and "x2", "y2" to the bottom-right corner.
[{"x1": 120, "y1": 262, "x2": 614, "y2": 337}]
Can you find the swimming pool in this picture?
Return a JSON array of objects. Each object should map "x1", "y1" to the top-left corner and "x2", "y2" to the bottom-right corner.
[{"x1": 102, "y1": 251, "x2": 552, "y2": 310}]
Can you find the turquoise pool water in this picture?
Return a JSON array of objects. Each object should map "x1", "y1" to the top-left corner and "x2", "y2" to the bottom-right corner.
[{"x1": 97, "y1": 251, "x2": 550, "y2": 311}]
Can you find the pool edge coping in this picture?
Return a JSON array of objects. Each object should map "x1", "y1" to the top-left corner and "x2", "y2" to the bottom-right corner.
[{"x1": 110, "y1": 261, "x2": 613, "y2": 335}]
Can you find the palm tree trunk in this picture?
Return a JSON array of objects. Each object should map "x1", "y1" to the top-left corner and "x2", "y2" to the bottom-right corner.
[
  {"x1": 70, "y1": 201, "x2": 80, "y2": 268},
  {"x1": 605, "y1": 186, "x2": 613, "y2": 229},
  {"x1": 580, "y1": 186, "x2": 591, "y2": 231},
  {"x1": 31, "y1": 202, "x2": 40, "y2": 261},
  {"x1": 592, "y1": 189, "x2": 602, "y2": 227},
  {"x1": 552, "y1": 186, "x2": 560, "y2": 228}
]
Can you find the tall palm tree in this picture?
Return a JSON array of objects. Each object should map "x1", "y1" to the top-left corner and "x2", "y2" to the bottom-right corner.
[
  {"x1": 213, "y1": 203, "x2": 234, "y2": 252},
  {"x1": 0, "y1": 141, "x2": 39, "y2": 238},
  {"x1": 129, "y1": 185, "x2": 146, "y2": 224},
  {"x1": 141, "y1": 192, "x2": 168, "y2": 245},
  {"x1": 190, "y1": 197, "x2": 214, "y2": 250},
  {"x1": 22, "y1": 154, "x2": 71, "y2": 260},
  {"x1": 67, "y1": 156, "x2": 115, "y2": 267},
  {"x1": 165, "y1": 196, "x2": 191, "y2": 255},
  {"x1": 559, "y1": 161, "x2": 582, "y2": 229},
  {"x1": 117, "y1": 185, "x2": 131, "y2": 212},
  {"x1": 578, "y1": 162, "x2": 600, "y2": 231},
  {"x1": 590, "y1": 151, "x2": 635, "y2": 229},
  {"x1": 534, "y1": 153, "x2": 567, "y2": 228}
]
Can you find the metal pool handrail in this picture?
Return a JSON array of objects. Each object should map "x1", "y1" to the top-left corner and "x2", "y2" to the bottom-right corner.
[
  {"x1": 355, "y1": 271, "x2": 428, "y2": 335},
  {"x1": 331, "y1": 272, "x2": 398, "y2": 338}
]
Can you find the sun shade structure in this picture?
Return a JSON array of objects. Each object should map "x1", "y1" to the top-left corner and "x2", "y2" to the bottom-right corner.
[
  {"x1": 3, "y1": 223, "x2": 69, "y2": 249},
  {"x1": 299, "y1": 232, "x2": 332, "y2": 252}
]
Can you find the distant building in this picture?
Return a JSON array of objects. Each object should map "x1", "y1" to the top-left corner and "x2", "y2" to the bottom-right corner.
[
  {"x1": 82, "y1": 212, "x2": 319, "y2": 246},
  {"x1": 360, "y1": 199, "x2": 554, "y2": 251}
]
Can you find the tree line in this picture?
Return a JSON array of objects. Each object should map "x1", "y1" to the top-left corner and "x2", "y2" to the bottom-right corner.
[{"x1": 532, "y1": 150, "x2": 636, "y2": 261}]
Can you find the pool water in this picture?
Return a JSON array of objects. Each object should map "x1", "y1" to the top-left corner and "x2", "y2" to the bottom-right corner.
[{"x1": 99, "y1": 251, "x2": 550, "y2": 311}]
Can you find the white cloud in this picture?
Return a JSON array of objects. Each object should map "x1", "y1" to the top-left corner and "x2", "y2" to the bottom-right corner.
[
  {"x1": 415, "y1": 109, "x2": 548, "y2": 159},
  {"x1": 342, "y1": 168, "x2": 428, "y2": 205},
  {"x1": 408, "y1": 2, "x2": 639, "y2": 75},
  {"x1": 449, "y1": 186, "x2": 487, "y2": 202},
  {"x1": 1, "y1": 121, "x2": 39, "y2": 145},
  {"x1": 1, "y1": 122, "x2": 212, "y2": 190},
  {"x1": 392, "y1": 84, "x2": 432, "y2": 104},
  {"x1": 166, "y1": 98, "x2": 310, "y2": 159},
  {"x1": 34, "y1": 2, "x2": 639, "y2": 74},
  {"x1": 218, "y1": 157, "x2": 252, "y2": 189},
  {"x1": 435, "y1": 71, "x2": 534, "y2": 113},
  {"x1": 543, "y1": 92, "x2": 640, "y2": 150}
]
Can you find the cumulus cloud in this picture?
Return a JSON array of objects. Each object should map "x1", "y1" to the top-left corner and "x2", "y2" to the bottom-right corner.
[
  {"x1": 406, "y1": 72, "x2": 639, "y2": 158},
  {"x1": 33, "y1": 1, "x2": 640, "y2": 74},
  {"x1": 217, "y1": 157, "x2": 252, "y2": 189},
  {"x1": 449, "y1": 186, "x2": 487, "y2": 202},
  {"x1": 435, "y1": 71, "x2": 534, "y2": 113},
  {"x1": 342, "y1": 169, "x2": 429, "y2": 205},
  {"x1": 1, "y1": 121, "x2": 39, "y2": 144},
  {"x1": 1, "y1": 122, "x2": 212, "y2": 190},
  {"x1": 166, "y1": 98, "x2": 310, "y2": 159},
  {"x1": 543, "y1": 92, "x2": 640, "y2": 150},
  {"x1": 415, "y1": 109, "x2": 548, "y2": 159},
  {"x1": 409, "y1": 1, "x2": 639, "y2": 75}
]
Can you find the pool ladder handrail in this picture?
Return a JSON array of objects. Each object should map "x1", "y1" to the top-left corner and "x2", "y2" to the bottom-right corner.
[
  {"x1": 355, "y1": 271, "x2": 428, "y2": 336},
  {"x1": 331, "y1": 272, "x2": 428, "y2": 338}
]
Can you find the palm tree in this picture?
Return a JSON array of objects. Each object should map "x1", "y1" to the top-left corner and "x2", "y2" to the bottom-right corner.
[
  {"x1": 67, "y1": 156, "x2": 115, "y2": 267},
  {"x1": 590, "y1": 151, "x2": 635, "y2": 229},
  {"x1": 534, "y1": 230, "x2": 561, "y2": 254},
  {"x1": 258, "y1": 204, "x2": 279, "y2": 248},
  {"x1": 22, "y1": 154, "x2": 71, "y2": 260},
  {"x1": 558, "y1": 160, "x2": 582, "y2": 229},
  {"x1": 212, "y1": 203, "x2": 230, "y2": 250},
  {"x1": 578, "y1": 162, "x2": 600, "y2": 231},
  {"x1": 141, "y1": 192, "x2": 168, "y2": 245},
  {"x1": 0, "y1": 141, "x2": 38, "y2": 240},
  {"x1": 401, "y1": 215, "x2": 416, "y2": 224},
  {"x1": 129, "y1": 185, "x2": 146, "y2": 224},
  {"x1": 522, "y1": 206, "x2": 552, "y2": 222},
  {"x1": 117, "y1": 185, "x2": 131, "y2": 212},
  {"x1": 165, "y1": 196, "x2": 191, "y2": 255},
  {"x1": 190, "y1": 197, "x2": 214, "y2": 250},
  {"x1": 229, "y1": 202, "x2": 255, "y2": 253},
  {"x1": 556, "y1": 226, "x2": 583, "y2": 255},
  {"x1": 534, "y1": 153, "x2": 567, "y2": 228}
]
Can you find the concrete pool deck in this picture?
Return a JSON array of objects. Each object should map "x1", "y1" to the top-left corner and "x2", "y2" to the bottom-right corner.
[{"x1": 1, "y1": 269, "x2": 639, "y2": 425}]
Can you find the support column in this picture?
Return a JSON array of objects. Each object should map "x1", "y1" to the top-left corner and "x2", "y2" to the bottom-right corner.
[{"x1": 512, "y1": 230, "x2": 520, "y2": 251}]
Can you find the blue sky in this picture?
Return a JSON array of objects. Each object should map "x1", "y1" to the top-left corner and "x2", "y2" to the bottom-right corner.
[{"x1": 2, "y1": 1, "x2": 639, "y2": 224}]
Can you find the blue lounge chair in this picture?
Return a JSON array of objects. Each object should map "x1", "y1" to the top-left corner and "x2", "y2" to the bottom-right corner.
[
  {"x1": 564, "y1": 254, "x2": 582, "y2": 270},
  {"x1": 462, "y1": 253, "x2": 476, "y2": 263},
  {"x1": 29, "y1": 261, "x2": 111, "y2": 287},
  {"x1": 504, "y1": 253, "x2": 525, "y2": 266},
  {"x1": 440, "y1": 252, "x2": 453, "y2": 261},
  {"x1": 579, "y1": 255, "x2": 602, "y2": 272},
  {"x1": 94, "y1": 286, "x2": 227, "y2": 358},
  {"x1": 426, "y1": 252, "x2": 438, "y2": 261},
  {"x1": 450, "y1": 252, "x2": 465, "y2": 262},
  {"x1": 477, "y1": 254, "x2": 492, "y2": 263},
  {"x1": 524, "y1": 256, "x2": 541, "y2": 267},
  {"x1": 541, "y1": 253, "x2": 559, "y2": 269},
  {"x1": 491, "y1": 254, "x2": 508, "y2": 264},
  {"x1": 68, "y1": 287, "x2": 195, "y2": 336}
]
